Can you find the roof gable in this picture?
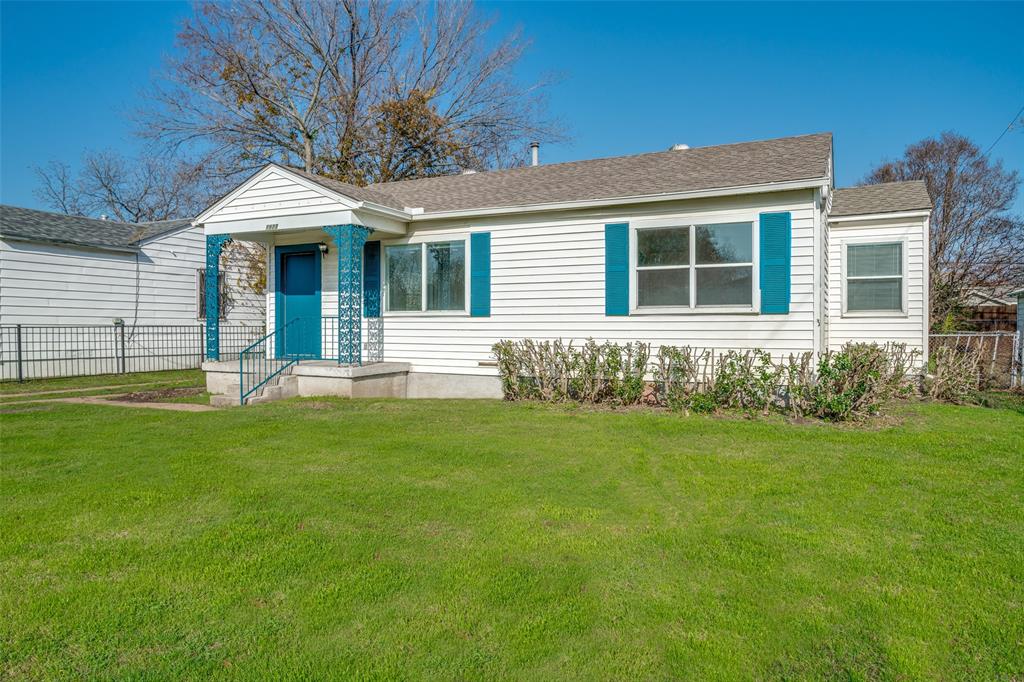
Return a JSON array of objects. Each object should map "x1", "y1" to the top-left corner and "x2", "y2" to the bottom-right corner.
[{"x1": 195, "y1": 164, "x2": 368, "y2": 226}]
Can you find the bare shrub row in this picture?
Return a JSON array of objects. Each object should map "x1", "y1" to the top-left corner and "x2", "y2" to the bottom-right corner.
[{"x1": 492, "y1": 339, "x2": 989, "y2": 421}]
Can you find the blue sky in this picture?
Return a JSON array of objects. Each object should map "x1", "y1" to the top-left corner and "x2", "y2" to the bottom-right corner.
[{"x1": 2, "y1": 1, "x2": 1022, "y2": 213}]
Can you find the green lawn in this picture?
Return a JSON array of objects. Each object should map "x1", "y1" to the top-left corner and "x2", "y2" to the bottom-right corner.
[
  {"x1": 1, "y1": 398, "x2": 1022, "y2": 679},
  {"x1": 0, "y1": 369, "x2": 204, "y2": 397}
]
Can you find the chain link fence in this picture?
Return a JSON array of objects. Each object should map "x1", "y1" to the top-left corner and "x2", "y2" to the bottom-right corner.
[{"x1": 929, "y1": 332, "x2": 1022, "y2": 389}]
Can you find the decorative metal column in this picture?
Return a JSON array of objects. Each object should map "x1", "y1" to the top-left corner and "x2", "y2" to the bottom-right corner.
[
  {"x1": 324, "y1": 224, "x2": 372, "y2": 365},
  {"x1": 205, "y1": 234, "x2": 232, "y2": 360}
]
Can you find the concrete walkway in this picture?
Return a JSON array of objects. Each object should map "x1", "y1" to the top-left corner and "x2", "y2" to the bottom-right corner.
[
  {"x1": 0, "y1": 380, "x2": 192, "y2": 399},
  {"x1": 3, "y1": 394, "x2": 218, "y2": 412}
]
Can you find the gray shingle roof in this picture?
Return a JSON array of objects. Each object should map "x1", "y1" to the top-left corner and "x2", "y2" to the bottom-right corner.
[
  {"x1": 831, "y1": 181, "x2": 931, "y2": 217},
  {"x1": 0, "y1": 205, "x2": 191, "y2": 250},
  {"x1": 293, "y1": 132, "x2": 833, "y2": 214}
]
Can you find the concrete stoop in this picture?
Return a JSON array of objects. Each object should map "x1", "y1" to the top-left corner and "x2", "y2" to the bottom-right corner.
[{"x1": 201, "y1": 359, "x2": 503, "y2": 405}]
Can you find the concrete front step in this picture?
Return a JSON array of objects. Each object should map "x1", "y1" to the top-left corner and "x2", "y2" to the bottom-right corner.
[{"x1": 210, "y1": 394, "x2": 240, "y2": 407}]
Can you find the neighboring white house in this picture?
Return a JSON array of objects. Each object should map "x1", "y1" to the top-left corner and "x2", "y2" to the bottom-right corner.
[
  {"x1": 194, "y1": 132, "x2": 933, "y2": 403},
  {"x1": 0, "y1": 206, "x2": 265, "y2": 379},
  {"x1": 0, "y1": 206, "x2": 264, "y2": 326}
]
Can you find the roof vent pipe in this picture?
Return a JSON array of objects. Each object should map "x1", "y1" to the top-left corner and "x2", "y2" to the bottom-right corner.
[
  {"x1": 100, "y1": 214, "x2": 108, "y2": 220},
  {"x1": 670, "y1": 143, "x2": 690, "y2": 151},
  {"x1": 530, "y1": 141, "x2": 539, "y2": 166}
]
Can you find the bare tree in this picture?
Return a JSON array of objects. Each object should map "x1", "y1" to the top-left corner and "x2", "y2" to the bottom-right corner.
[
  {"x1": 33, "y1": 161, "x2": 89, "y2": 216},
  {"x1": 864, "y1": 131, "x2": 1024, "y2": 328},
  {"x1": 141, "y1": 0, "x2": 560, "y2": 185},
  {"x1": 33, "y1": 150, "x2": 215, "y2": 223}
]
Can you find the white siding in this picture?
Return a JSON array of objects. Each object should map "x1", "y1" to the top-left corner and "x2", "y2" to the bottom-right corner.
[
  {"x1": 0, "y1": 225, "x2": 264, "y2": 326},
  {"x1": 826, "y1": 215, "x2": 928, "y2": 355},
  {"x1": 203, "y1": 169, "x2": 352, "y2": 225},
  {"x1": 266, "y1": 190, "x2": 820, "y2": 376}
]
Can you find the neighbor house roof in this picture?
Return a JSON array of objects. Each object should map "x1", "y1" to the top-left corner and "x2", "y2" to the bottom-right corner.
[
  {"x1": 831, "y1": 181, "x2": 931, "y2": 217},
  {"x1": 291, "y1": 132, "x2": 834, "y2": 215},
  {"x1": 0, "y1": 205, "x2": 191, "y2": 251}
]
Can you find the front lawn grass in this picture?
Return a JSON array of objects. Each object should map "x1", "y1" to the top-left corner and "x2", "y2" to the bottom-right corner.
[
  {"x1": 1, "y1": 398, "x2": 1021, "y2": 679},
  {"x1": 0, "y1": 369, "x2": 204, "y2": 396}
]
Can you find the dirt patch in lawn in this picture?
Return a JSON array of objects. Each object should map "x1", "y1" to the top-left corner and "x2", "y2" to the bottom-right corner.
[{"x1": 114, "y1": 387, "x2": 205, "y2": 403}]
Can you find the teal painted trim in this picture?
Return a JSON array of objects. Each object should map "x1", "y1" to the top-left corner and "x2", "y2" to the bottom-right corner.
[
  {"x1": 605, "y1": 223, "x2": 629, "y2": 316},
  {"x1": 324, "y1": 224, "x2": 371, "y2": 364},
  {"x1": 363, "y1": 240, "x2": 381, "y2": 318},
  {"x1": 204, "y1": 234, "x2": 231, "y2": 360},
  {"x1": 759, "y1": 212, "x2": 792, "y2": 314},
  {"x1": 470, "y1": 232, "x2": 491, "y2": 317}
]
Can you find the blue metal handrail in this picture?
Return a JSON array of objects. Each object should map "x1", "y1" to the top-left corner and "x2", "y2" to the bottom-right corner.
[{"x1": 239, "y1": 318, "x2": 300, "y2": 405}]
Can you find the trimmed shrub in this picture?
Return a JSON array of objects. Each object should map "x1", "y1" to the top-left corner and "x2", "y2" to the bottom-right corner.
[
  {"x1": 491, "y1": 339, "x2": 651, "y2": 405},
  {"x1": 653, "y1": 346, "x2": 710, "y2": 410},
  {"x1": 709, "y1": 349, "x2": 783, "y2": 414},
  {"x1": 927, "y1": 344, "x2": 984, "y2": 403},
  {"x1": 494, "y1": 338, "x2": 925, "y2": 422},
  {"x1": 784, "y1": 343, "x2": 920, "y2": 421}
]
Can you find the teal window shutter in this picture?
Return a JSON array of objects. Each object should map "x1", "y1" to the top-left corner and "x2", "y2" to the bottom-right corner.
[
  {"x1": 759, "y1": 212, "x2": 791, "y2": 314},
  {"x1": 363, "y1": 240, "x2": 381, "y2": 317},
  {"x1": 470, "y1": 232, "x2": 491, "y2": 316},
  {"x1": 605, "y1": 223, "x2": 629, "y2": 315}
]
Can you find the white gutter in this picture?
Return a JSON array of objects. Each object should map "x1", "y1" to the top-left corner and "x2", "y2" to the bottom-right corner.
[
  {"x1": 828, "y1": 209, "x2": 931, "y2": 223},
  {"x1": 408, "y1": 177, "x2": 829, "y2": 222}
]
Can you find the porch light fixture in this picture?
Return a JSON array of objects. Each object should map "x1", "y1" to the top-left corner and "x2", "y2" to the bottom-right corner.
[{"x1": 318, "y1": 242, "x2": 329, "y2": 256}]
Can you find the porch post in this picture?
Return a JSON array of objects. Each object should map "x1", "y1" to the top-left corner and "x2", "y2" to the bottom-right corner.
[
  {"x1": 205, "y1": 234, "x2": 232, "y2": 360},
  {"x1": 324, "y1": 224, "x2": 372, "y2": 365}
]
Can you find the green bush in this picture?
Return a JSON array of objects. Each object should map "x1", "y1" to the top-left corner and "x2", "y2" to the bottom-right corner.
[{"x1": 785, "y1": 343, "x2": 920, "y2": 421}]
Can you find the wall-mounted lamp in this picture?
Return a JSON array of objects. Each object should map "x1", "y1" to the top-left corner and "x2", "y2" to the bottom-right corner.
[{"x1": 318, "y1": 242, "x2": 329, "y2": 256}]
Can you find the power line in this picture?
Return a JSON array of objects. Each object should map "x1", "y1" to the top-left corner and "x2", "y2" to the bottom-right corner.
[{"x1": 981, "y1": 102, "x2": 1024, "y2": 159}]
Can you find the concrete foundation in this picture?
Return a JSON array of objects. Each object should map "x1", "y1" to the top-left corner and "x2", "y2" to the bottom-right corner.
[
  {"x1": 406, "y1": 372, "x2": 503, "y2": 399},
  {"x1": 202, "y1": 360, "x2": 503, "y2": 403}
]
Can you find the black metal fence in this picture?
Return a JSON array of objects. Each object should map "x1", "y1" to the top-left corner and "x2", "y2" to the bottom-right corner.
[{"x1": 0, "y1": 323, "x2": 266, "y2": 382}]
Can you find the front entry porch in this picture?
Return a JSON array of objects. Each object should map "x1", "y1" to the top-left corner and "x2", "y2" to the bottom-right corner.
[{"x1": 203, "y1": 222, "x2": 390, "y2": 404}]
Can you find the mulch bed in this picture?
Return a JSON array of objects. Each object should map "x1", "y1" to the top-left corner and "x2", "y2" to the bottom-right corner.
[{"x1": 114, "y1": 387, "x2": 205, "y2": 403}]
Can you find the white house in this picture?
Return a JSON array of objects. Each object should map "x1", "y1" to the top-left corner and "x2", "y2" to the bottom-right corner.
[
  {"x1": 0, "y1": 206, "x2": 264, "y2": 379},
  {"x1": 194, "y1": 132, "x2": 932, "y2": 403}
]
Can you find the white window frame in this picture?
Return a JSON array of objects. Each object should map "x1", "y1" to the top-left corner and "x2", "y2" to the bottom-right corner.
[
  {"x1": 381, "y1": 233, "x2": 471, "y2": 316},
  {"x1": 841, "y1": 238, "x2": 908, "y2": 317},
  {"x1": 630, "y1": 214, "x2": 760, "y2": 315}
]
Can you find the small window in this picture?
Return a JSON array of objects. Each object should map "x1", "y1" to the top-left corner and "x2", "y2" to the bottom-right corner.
[
  {"x1": 197, "y1": 269, "x2": 226, "y2": 320},
  {"x1": 846, "y1": 242, "x2": 903, "y2": 313},
  {"x1": 384, "y1": 240, "x2": 466, "y2": 313},
  {"x1": 635, "y1": 221, "x2": 754, "y2": 308}
]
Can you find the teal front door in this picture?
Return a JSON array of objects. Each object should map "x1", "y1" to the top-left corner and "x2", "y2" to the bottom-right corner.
[{"x1": 276, "y1": 244, "x2": 321, "y2": 359}]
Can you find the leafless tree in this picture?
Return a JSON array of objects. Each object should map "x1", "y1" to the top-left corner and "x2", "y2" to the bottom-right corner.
[
  {"x1": 864, "y1": 131, "x2": 1024, "y2": 328},
  {"x1": 140, "y1": 0, "x2": 560, "y2": 185},
  {"x1": 34, "y1": 151, "x2": 268, "y2": 296},
  {"x1": 33, "y1": 150, "x2": 215, "y2": 223},
  {"x1": 33, "y1": 161, "x2": 89, "y2": 216}
]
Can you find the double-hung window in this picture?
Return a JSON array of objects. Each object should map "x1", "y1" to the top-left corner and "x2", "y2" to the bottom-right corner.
[
  {"x1": 384, "y1": 239, "x2": 467, "y2": 313},
  {"x1": 844, "y1": 242, "x2": 904, "y2": 313},
  {"x1": 636, "y1": 221, "x2": 755, "y2": 309}
]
